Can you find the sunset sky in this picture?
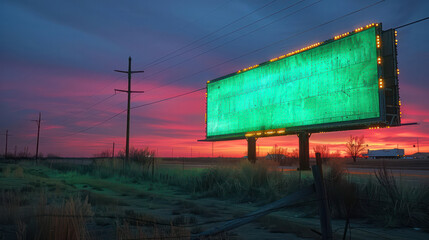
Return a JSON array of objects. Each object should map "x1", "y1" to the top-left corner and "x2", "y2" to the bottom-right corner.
[{"x1": 0, "y1": 0, "x2": 428, "y2": 158}]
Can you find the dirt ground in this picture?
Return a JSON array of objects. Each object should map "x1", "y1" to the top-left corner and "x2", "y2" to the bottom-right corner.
[{"x1": 0, "y1": 160, "x2": 428, "y2": 239}]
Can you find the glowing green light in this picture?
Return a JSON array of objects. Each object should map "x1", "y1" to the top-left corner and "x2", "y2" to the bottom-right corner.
[{"x1": 207, "y1": 27, "x2": 379, "y2": 138}]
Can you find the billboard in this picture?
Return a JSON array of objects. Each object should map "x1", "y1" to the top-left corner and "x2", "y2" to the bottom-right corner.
[{"x1": 205, "y1": 23, "x2": 400, "y2": 141}]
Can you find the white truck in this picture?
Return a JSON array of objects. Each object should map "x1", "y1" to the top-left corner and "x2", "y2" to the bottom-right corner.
[{"x1": 364, "y1": 149, "x2": 405, "y2": 159}]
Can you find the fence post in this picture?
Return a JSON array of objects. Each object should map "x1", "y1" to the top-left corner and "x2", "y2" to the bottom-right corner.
[{"x1": 312, "y1": 152, "x2": 333, "y2": 240}]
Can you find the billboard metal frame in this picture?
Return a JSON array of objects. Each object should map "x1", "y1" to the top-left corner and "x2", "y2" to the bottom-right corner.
[{"x1": 203, "y1": 23, "x2": 400, "y2": 142}]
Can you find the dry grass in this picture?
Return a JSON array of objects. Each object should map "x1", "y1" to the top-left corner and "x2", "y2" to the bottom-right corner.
[
  {"x1": 324, "y1": 159, "x2": 358, "y2": 219},
  {"x1": 323, "y1": 159, "x2": 429, "y2": 229},
  {"x1": 2, "y1": 158, "x2": 428, "y2": 239},
  {"x1": 35, "y1": 194, "x2": 94, "y2": 240},
  {"x1": 0, "y1": 190, "x2": 23, "y2": 224},
  {"x1": 369, "y1": 163, "x2": 429, "y2": 227},
  {"x1": 116, "y1": 220, "x2": 190, "y2": 240}
]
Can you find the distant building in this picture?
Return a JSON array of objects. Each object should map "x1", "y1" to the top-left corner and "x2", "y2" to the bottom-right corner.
[
  {"x1": 410, "y1": 152, "x2": 429, "y2": 159},
  {"x1": 363, "y1": 149, "x2": 405, "y2": 159}
]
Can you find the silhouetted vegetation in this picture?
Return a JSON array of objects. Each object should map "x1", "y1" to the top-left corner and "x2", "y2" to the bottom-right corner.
[
  {"x1": 1, "y1": 152, "x2": 428, "y2": 239},
  {"x1": 345, "y1": 135, "x2": 366, "y2": 162}
]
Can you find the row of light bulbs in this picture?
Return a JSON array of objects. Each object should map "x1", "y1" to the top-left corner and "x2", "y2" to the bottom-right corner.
[{"x1": 234, "y1": 23, "x2": 382, "y2": 75}]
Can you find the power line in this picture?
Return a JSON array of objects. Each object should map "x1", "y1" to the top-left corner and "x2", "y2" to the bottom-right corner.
[
  {"x1": 142, "y1": 0, "x2": 279, "y2": 69},
  {"x1": 53, "y1": 75, "x2": 126, "y2": 126},
  {"x1": 62, "y1": 87, "x2": 205, "y2": 137},
  {"x1": 51, "y1": 1, "x2": 298, "y2": 131},
  {"x1": 57, "y1": 0, "x2": 384, "y2": 138},
  {"x1": 394, "y1": 16, "x2": 429, "y2": 29},
  {"x1": 131, "y1": 87, "x2": 205, "y2": 110},
  {"x1": 139, "y1": 0, "x2": 384, "y2": 93},
  {"x1": 51, "y1": 3, "x2": 235, "y2": 125},
  {"x1": 143, "y1": 0, "x2": 318, "y2": 93},
  {"x1": 62, "y1": 110, "x2": 126, "y2": 138},
  {"x1": 51, "y1": 4, "x2": 259, "y2": 127}
]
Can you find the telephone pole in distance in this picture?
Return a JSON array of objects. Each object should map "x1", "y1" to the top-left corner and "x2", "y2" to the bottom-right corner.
[
  {"x1": 32, "y1": 112, "x2": 41, "y2": 162},
  {"x1": 1, "y1": 130, "x2": 9, "y2": 158}
]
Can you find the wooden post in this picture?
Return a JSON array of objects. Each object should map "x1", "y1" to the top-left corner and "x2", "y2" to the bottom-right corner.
[
  {"x1": 247, "y1": 137, "x2": 257, "y2": 163},
  {"x1": 312, "y1": 152, "x2": 333, "y2": 240},
  {"x1": 298, "y1": 132, "x2": 310, "y2": 170}
]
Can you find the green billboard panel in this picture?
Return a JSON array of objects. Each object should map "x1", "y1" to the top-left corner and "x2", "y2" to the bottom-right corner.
[{"x1": 206, "y1": 26, "x2": 384, "y2": 139}]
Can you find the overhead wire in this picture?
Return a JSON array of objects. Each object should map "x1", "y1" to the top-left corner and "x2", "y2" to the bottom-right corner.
[
  {"x1": 141, "y1": 0, "x2": 298, "y2": 71},
  {"x1": 52, "y1": 1, "x2": 255, "y2": 135},
  {"x1": 141, "y1": 0, "x2": 279, "y2": 69},
  {"x1": 52, "y1": 75, "x2": 127, "y2": 127},
  {"x1": 143, "y1": 0, "x2": 319, "y2": 93},
  {"x1": 130, "y1": 87, "x2": 206, "y2": 110},
  {"x1": 58, "y1": 0, "x2": 385, "y2": 138},
  {"x1": 43, "y1": 1, "x2": 234, "y2": 134},
  {"x1": 93, "y1": 0, "x2": 307, "y2": 113},
  {"x1": 137, "y1": 0, "x2": 384, "y2": 93},
  {"x1": 394, "y1": 16, "x2": 429, "y2": 29}
]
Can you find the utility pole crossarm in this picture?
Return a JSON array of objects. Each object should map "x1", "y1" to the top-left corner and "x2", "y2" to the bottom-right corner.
[
  {"x1": 114, "y1": 70, "x2": 144, "y2": 74},
  {"x1": 114, "y1": 89, "x2": 145, "y2": 94}
]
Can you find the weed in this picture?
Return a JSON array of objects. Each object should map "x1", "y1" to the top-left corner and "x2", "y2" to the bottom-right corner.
[
  {"x1": 0, "y1": 190, "x2": 22, "y2": 223},
  {"x1": 35, "y1": 194, "x2": 94, "y2": 240}
]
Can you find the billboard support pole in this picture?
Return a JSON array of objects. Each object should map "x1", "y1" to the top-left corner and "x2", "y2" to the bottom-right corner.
[
  {"x1": 298, "y1": 132, "x2": 311, "y2": 170},
  {"x1": 247, "y1": 137, "x2": 257, "y2": 164}
]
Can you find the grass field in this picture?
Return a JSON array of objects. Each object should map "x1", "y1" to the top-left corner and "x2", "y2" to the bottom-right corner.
[{"x1": 0, "y1": 158, "x2": 428, "y2": 239}]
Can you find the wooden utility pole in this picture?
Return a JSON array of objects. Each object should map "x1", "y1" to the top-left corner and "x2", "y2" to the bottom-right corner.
[
  {"x1": 112, "y1": 142, "x2": 115, "y2": 158},
  {"x1": 417, "y1": 137, "x2": 420, "y2": 153},
  {"x1": 3, "y1": 130, "x2": 8, "y2": 158},
  {"x1": 32, "y1": 112, "x2": 41, "y2": 161},
  {"x1": 114, "y1": 57, "x2": 144, "y2": 162}
]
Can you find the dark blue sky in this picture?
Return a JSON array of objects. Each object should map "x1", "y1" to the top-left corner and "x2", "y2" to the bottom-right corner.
[{"x1": 0, "y1": 0, "x2": 428, "y2": 157}]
